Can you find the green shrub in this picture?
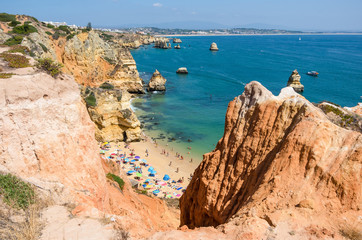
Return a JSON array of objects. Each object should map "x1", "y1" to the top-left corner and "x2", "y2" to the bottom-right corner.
[
  {"x1": 24, "y1": 21, "x2": 31, "y2": 24},
  {"x1": 85, "y1": 92, "x2": 97, "y2": 107},
  {"x1": 12, "y1": 23, "x2": 38, "y2": 35},
  {"x1": 66, "y1": 33, "x2": 76, "y2": 40},
  {"x1": 52, "y1": 31, "x2": 60, "y2": 40},
  {"x1": 45, "y1": 31, "x2": 52, "y2": 35},
  {"x1": 36, "y1": 58, "x2": 63, "y2": 77},
  {"x1": 0, "y1": 53, "x2": 30, "y2": 68},
  {"x1": 99, "y1": 82, "x2": 114, "y2": 89},
  {"x1": 100, "y1": 33, "x2": 114, "y2": 41},
  {"x1": 38, "y1": 42, "x2": 48, "y2": 52},
  {"x1": 9, "y1": 20, "x2": 21, "y2": 27},
  {"x1": 7, "y1": 45, "x2": 30, "y2": 55},
  {"x1": 0, "y1": 173, "x2": 35, "y2": 209},
  {"x1": 0, "y1": 13, "x2": 16, "y2": 22},
  {"x1": 0, "y1": 73, "x2": 14, "y2": 78},
  {"x1": 4, "y1": 35, "x2": 23, "y2": 46},
  {"x1": 30, "y1": 16, "x2": 39, "y2": 22},
  {"x1": 47, "y1": 23, "x2": 55, "y2": 28},
  {"x1": 106, "y1": 173, "x2": 125, "y2": 191},
  {"x1": 57, "y1": 25, "x2": 70, "y2": 34}
]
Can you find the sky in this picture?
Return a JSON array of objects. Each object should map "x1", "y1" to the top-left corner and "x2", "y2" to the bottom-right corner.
[{"x1": 2, "y1": 0, "x2": 362, "y2": 31}]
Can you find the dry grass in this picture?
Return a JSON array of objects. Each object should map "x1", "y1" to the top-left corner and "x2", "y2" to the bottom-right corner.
[
  {"x1": 340, "y1": 223, "x2": 362, "y2": 240},
  {"x1": 0, "y1": 191, "x2": 53, "y2": 240}
]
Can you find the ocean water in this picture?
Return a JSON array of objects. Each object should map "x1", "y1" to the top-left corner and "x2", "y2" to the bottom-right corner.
[{"x1": 130, "y1": 35, "x2": 362, "y2": 161}]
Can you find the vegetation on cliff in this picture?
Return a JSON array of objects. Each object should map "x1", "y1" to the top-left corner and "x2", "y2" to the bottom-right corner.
[
  {"x1": 36, "y1": 58, "x2": 63, "y2": 77},
  {"x1": 0, "y1": 173, "x2": 34, "y2": 210}
]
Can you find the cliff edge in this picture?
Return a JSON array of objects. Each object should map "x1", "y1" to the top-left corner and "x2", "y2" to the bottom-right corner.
[{"x1": 179, "y1": 81, "x2": 361, "y2": 239}]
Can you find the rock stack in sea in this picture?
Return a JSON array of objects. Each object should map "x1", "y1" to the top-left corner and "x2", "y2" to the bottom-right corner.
[
  {"x1": 287, "y1": 69, "x2": 304, "y2": 92},
  {"x1": 173, "y1": 38, "x2": 182, "y2": 43},
  {"x1": 174, "y1": 44, "x2": 181, "y2": 49},
  {"x1": 176, "y1": 67, "x2": 188, "y2": 74},
  {"x1": 209, "y1": 42, "x2": 219, "y2": 51},
  {"x1": 148, "y1": 69, "x2": 167, "y2": 92},
  {"x1": 154, "y1": 38, "x2": 171, "y2": 49}
]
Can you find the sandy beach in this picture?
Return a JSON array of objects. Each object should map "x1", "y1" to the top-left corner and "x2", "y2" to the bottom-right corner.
[{"x1": 102, "y1": 133, "x2": 202, "y2": 198}]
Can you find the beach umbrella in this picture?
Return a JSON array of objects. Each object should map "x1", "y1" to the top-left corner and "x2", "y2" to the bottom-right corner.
[
  {"x1": 130, "y1": 160, "x2": 136, "y2": 163},
  {"x1": 151, "y1": 170, "x2": 157, "y2": 174},
  {"x1": 163, "y1": 174, "x2": 170, "y2": 181},
  {"x1": 148, "y1": 167, "x2": 154, "y2": 172},
  {"x1": 127, "y1": 170, "x2": 136, "y2": 175},
  {"x1": 124, "y1": 158, "x2": 130, "y2": 162},
  {"x1": 111, "y1": 153, "x2": 116, "y2": 156},
  {"x1": 135, "y1": 156, "x2": 140, "y2": 159},
  {"x1": 144, "y1": 179, "x2": 151, "y2": 183},
  {"x1": 136, "y1": 172, "x2": 142, "y2": 177},
  {"x1": 141, "y1": 159, "x2": 147, "y2": 163},
  {"x1": 100, "y1": 150, "x2": 106, "y2": 154}
]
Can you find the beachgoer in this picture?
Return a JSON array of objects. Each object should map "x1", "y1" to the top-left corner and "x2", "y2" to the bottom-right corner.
[
  {"x1": 190, "y1": 158, "x2": 193, "y2": 163},
  {"x1": 176, "y1": 168, "x2": 179, "y2": 173},
  {"x1": 169, "y1": 161, "x2": 172, "y2": 166}
]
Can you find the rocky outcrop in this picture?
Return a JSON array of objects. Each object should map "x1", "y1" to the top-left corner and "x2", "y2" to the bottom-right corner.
[
  {"x1": 148, "y1": 69, "x2": 167, "y2": 92},
  {"x1": 0, "y1": 69, "x2": 179, "y2": 239},
  {"x1": 287, "y1": 69, "x2": 304, "y2": 92},
  {"x1": 179, "y1": 81, "x2": 361, "y2": 239},
  {"x1": 176, "y1": 67, "x2": 188, "y2": 74},
  {"x1": 209, "y1": 42, "x2": 218, "y2": 51},
  {"x1": 81, "y1": 86, "x2": 142, "y2": 142},
  {"x1": 174, "y1": 44, "x2": 181, "y2": 49},
  {"x1": 173, "y1": 38, "x2": 182, "y2": 43},
  {"x1": 154, "y1": 38, "x2": 171, "y2": 49}
]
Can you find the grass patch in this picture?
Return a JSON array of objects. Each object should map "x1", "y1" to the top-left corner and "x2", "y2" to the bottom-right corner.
[
  {"x1": 46, "y1": 23, "x2": 55, "y2": 29},
  {"x1": 99, "y1": 82, "x2": 114, "y2": 90},
  {"x1": 0, "y1": 173, "x2": 35, "y2": 210},
  {"x1": 106, "y1": 173, "x2": 125, "y2": 191},
  {"x1": 0, "y1": 53, "x2": 30, "y2": 68},
  {"x1": 4, "y1": 35, "x2": 23, "y2": 46},
  {"x1": 9, "y1": 20, "x2": 21, "y2": 27},
  {"x1": 7, "y1": 45, "x2": 30, "y2": 55},
  {"x1": 12, "y1": 23, "x2": 38, "y2": 35},
  {"x1": 36, "y1": 58, "x2": 63, "y2": 77},
  {"x1": 0, "y1": 73, "x2": 15, "y2": 78},
  {"x1": 45, "y1": 31, "x2": 52, "y2": 35},
  {"x1": 0, "y1": 13, "x2": 16, "y2": 22},
  {"x1": 100, "y1": 33, "x2": 114, "y2": 41},
  {"x1": 85, "y1": 92, "x2": 97, "y2": 107},
  {"x1": 38, "y1": 42, "x2": 48, "y2": 52}
]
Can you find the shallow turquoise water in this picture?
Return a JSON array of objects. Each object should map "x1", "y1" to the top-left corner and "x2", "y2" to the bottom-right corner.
[{"x1": 130, "y1": 35, "x2": 362, "y2": 160}]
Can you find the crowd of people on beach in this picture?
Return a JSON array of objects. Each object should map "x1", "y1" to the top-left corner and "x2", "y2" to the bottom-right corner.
[{"x1": 100, "y1": 141, "x2": 191, "y2": 199}]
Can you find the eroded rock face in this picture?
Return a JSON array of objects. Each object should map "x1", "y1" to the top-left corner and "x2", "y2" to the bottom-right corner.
[
  {"x1": 180, "y1": 81, "x2": 361, "y2": 239},
  {"x1": 287, "y1": 69, "x2": 304, "y2": 92},
  {"x1": 155, "y1": 38, "x2": 171, "y2": 49},
  {"x1": 173, "y1": 38, "x2": 182, "y2": 43},
  {"x1": 176, "y1": 67, "x2": 188, "y2": 74},
  {"x1": 82, "y1": 87, "x2": 142, "y2": 142},
  {"x1": 148, "y1": 69, "x2": 166, "y2": 92},
  {"x1": 0, "y1": 71, "x2": 179, "y2": 239}
]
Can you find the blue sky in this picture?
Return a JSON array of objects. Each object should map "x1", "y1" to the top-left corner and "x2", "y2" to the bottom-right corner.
[{"x1": 2, "y1": 0, "x2": 362, "y2": 31}]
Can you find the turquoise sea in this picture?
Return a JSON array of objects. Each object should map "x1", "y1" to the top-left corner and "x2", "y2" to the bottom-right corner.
[{"x1": 130, "y1": 35, "x2": 362, "y2": 161}]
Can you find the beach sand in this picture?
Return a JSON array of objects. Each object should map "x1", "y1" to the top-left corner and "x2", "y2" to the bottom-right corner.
[{"x1": 102, "y1": 133, "x2": 202, "y2": 198}]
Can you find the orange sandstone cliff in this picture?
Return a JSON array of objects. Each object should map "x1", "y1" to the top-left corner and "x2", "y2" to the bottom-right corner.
[
  {"x1": 0, "y1": 69, "x2": 178, "y2": 239},
  {"x1": 178, "y1": 81, "x2": 361, "y2": 239}
]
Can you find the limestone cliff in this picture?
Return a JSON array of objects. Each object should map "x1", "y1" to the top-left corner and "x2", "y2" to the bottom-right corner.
[
  {"x1": 81, "y1": 86, "x2": 142, "y2": 142},
  {"x1": 179, "y1": 81, "x2": 361, "y2": 239}
]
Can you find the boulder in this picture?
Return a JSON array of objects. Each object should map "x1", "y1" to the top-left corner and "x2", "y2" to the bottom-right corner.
[
  {"x1": 174, "y1": 44, "x2": 181, "y2": 49},
  {"x1": 287, "y1": 69, "x2": 304, "y2": 92},
  {"x1": 154, "y1": 38, "x2": 170, "y2": 49},
  {"x1": 209, "y1": 42, "x2": 219, "y2": 51},
  {"x1": 148, "y1": 69, "x2": 167, "y2": 92},
  {"x1": 173, "y1": 38, "x2": 182, "y2": 43},
  {"x1": 176, "y1": 67, "x2": 188, "y2": 74}
]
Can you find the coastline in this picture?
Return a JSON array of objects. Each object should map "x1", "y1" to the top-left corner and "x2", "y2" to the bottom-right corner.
[{"x1": 155, "y1": 32, "x2": 362, "y2": 37}]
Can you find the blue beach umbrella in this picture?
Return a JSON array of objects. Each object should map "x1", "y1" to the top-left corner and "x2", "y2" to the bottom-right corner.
[
  {"x1": 148, "y1": 167, "x2": 154, "y2": 172},
  {"x1": 127, "y1": 170, "x2": 136, "y2": 175},
  {"x1": 135, "y1": 156, "x2": 140, "y2": 159},
  {"x1": 141, "y1": 159, "x2": 147, "y2": 163},
  {"x1": 163, "y1": 174, "x2": 170, "y2": 181}
]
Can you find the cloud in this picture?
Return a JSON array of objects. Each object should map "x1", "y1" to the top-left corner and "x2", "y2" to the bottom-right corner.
[{"x1": 153, "y1": 3, "x2": 162, "y2": 7}]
